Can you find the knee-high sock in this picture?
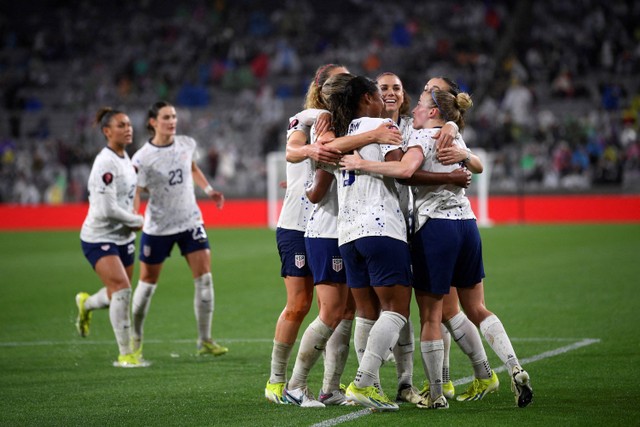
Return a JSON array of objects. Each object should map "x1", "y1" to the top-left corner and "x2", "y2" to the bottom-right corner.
[
  {"x1": 269, "y1": 340, "x2": 294, "y2": 384},
  {"x1": 440, "y1": 323, "x2": 451, "y2": 383},
  {"x1": 288, "y1": 317, "x2": 334, "y2": 390},
  {"x1": 109, "y1": 288, "x2": 132, "y2": 356},
  {"x1": 354, "y1": 311, "x2": 406, "y2": 388},
  {"x1": 322, "y1": 319, "x2": 353, "y2": 393},
  {"x1": 85, "y1": 287, "x2": 110, "y2": 310},
  {"x1": 131, "y1": 280, "x2": 156, "y2": 345},
  {"x1": 354, "y1": 317, "x2": 375, "y2": 364},
  {"x1": 480, "y1": 314, "x2": 519, "y2": 370},
  {"x1": 394, "y1": 318, "x2": 415, "y2": 387},
  {"x1": 446, "y1": 312, "x2": 492, "y2": 379},
  {"x1": 194, "y1": 272, "x2": 214, "y2": 344},
  {"x1": 420, "y1": 339, "x2": 444, "y2": 399}
]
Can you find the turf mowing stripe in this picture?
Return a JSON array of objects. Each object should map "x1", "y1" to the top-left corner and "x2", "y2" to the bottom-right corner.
[{"x1": 309, "y1": 338, "x2": 600, "y2": 427}]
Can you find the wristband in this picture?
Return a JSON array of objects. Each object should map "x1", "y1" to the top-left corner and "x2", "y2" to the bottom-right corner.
[{"x1": 204, "y1": 185, "x2": 214, "y2": 194}]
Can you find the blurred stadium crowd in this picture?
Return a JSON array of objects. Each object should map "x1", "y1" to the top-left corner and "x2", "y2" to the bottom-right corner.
[{"x1": 1, "y1": 0, "x2": 639, "y2": 203}]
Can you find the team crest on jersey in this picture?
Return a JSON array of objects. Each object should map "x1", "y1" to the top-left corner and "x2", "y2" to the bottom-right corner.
[
  {"x1": 288, "y1": 118, "x2": 299, "y2": 130},
  {"x1": 295, "y1": 254, "x2": 306, "y2": 269},
  {"x1": 143, "y1": 245, "x2": 151, "y2": 257},
  {"x1": 102, "y1": 172, "x2": 114, "y2": 185},
  {"x1": 101, "y1": 244, "x2": 111, "y2": 251},
  {"x1": 332, "y1": 257, "x2": 343, "y2": 272}
]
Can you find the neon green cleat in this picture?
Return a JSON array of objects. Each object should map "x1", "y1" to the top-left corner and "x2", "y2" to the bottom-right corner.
[
  {"x1": 113, "y1": 353, "x2": 151, "y2": 368},
  {"x1": 345, "y1": 382, "x2": 399, "y2": 412},
  {"x1": 417, "y1": 394, "x2": 448, "y2": 409},
  {"x1": 265, "y1": 381, "x2": 287, "y2": 404},
  {"x1": 420, "y1": 380, "x2": 455, "y2": 400},
  {"x1": 75, "y1": 292, "x2": 92, "y2": 337},
  {"x1": 456, "y1": 370, "x2": 500, "y2": 401},
  {"x1": 197, "y1": 340, "x2": 228, "y2": 356}
]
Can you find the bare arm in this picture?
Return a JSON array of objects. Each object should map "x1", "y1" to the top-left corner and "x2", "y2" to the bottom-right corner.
[
  {"x1": 400, "y1": 167, "x2": 472, "y2": 188},
  {"x1": 318, "y1": 122, "x2": 402, "y2": 152},
  {"x1": 433, "y1": 121, "x2": 459, "y2": 150},
  {"x1": 305, "y1": 168, "x2": 335, "y2": 204},
  {"x1": 340, "y1": 146, "x2": 424, "y2": 179},
  {"x1": 192, "y1": 161, "x2": 224, "y2": 209},
  {"x1": 285, "y1": 130, "x2": 342, "y2": 164}
]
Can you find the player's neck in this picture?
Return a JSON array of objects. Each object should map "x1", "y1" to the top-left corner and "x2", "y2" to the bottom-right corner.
[{"x1": 152, "y1": 135, "x2": 174, "y2": 146}]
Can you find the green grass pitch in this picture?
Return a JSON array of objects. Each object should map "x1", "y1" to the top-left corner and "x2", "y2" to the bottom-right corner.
[{"x1": 1, "y1": 224, "x2": 639, "y2": 426}]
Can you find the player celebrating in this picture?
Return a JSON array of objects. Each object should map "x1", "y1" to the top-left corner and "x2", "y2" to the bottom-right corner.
[
  {"x1": 130, "y1": 101, "x2": 227, "y2": 359},
  {"x1": 76, "y1": 107, "x2": 147, "y2": 368}
]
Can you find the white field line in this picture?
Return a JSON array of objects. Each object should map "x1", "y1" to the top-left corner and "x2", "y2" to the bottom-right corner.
[{"x1": 309, "y1": 338, "x2": 600, "y2": 427}]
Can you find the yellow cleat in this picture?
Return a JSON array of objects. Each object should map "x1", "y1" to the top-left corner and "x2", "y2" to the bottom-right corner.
[
  {"x1": 75, "y1": 292, "x2": 92, "y2": 337},
  {"x1": 420, "y1": 380, "x2": 455, "y2": 400},
  {"x1": 456, "y1": 370, "x2": 500, "y2": 401},
  {"x1": 113, "y1": 353, "x2": 150, "y2": 368},
  {"x1": 265, "y1": 381, "x2": 287, "y2": 404},
  {"x1": 345, "y1": 382, "x2": 398, "y2": 412},
  {"x1": 197, "y1": 340, "x2": 228, "y2": 356}
]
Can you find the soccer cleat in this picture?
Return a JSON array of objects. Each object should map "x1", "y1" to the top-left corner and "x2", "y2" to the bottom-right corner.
[
  {"x1": 113, "y1": 353, "x2": 151, "y2": 368},
  {"x1": 511, "y1": 366, "x2": 533, "y2": 407},
  {"x1": 420, "y1": 380, "x2": 455, "y2": 400},
  {"x1": 318, "y1": 389, "x2": 356, "y2": 406},
  {"x1": 417, "y1": 394, "x2": 449, "y2": 409},
  {"x1": 265, "y1": 381, "x2": 287, "y2": 404},
  {"x1": 196, "y1": 340, "x2": 228, "y2": 356},
  {"x1": 396, "y1": 383, "x2": 422, "y2": 404},
  {"x1": 345, "y1": 382, "x2": 399, "y2": 412},
  {"x1": 283, "y1": 385, "x2": 325, "y2": 408},
  {"x1": 75, "y1": 292, "x2": 92, "y2": 337},
  {"x1": 456, "y1": 370, "x2": 500, "y2": 401}
]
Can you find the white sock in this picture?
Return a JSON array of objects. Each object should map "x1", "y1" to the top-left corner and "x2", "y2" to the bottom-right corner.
[
  {"x1": 355, "y1": 311, "x2": 406, "y2": 388},
  {"x1": 131, "y1": 280, "x2": 157, "y2": 344},
  {"x1": 322, "y1": 319, "x2": 352, "y2": 393},
  {"x1": 394, "y1": 318, "x2": 415, "y2": 388},
  {"x1": 109, "y1": 288, "x2": 132, "y2": 355},
  {"x1": 289, "y1": 317, "x2": 334, "y2": 390},
  {"x1": 420, "y1": 339, "x2": 444, "y2": 399},
  {"x1": 446, "y1": 312, "x2": 492, "y2": 379},
  {"x1": 85, "y1": 287, "x2": 110, "y2": 310},
  {"x1": 194, "y1": 273, "x2": 214, "y2": 345},
  {"x1": 354, "y1": 317, "x2": 375, "y2": 364},
  {"x1": 441, "y1": 323, "x2": 451, "y2": 383},
  {"x1": 270, "y1": 340, "x2": 294, "y2": 384},
  {"x1": 480, "y1": 314, "x2": 519, "y2": 370}
]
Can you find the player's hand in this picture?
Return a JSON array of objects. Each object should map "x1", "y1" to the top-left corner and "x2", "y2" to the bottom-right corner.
[
  {"x1": 307, "y1": 143, "x2": 341, "y2": 164},
  {"x1": 433, "y1": 123, "x2": 457, "y2": 150},
  {"x1": 437, "y1": 145, "x2": 467, "y2": 165},
  {"x1": 339, "y1": 151, "x2": 363, "y2": 171},
  {"x1": 450, "y1": 167, "x2": 472, "y2": 188},
  {"x1": 206, "y1": 188, "x2": 225, "y2": 209},
  {"x1": 374, "y1": 123, "x2": 402, "y2": 145},
  {"x1": 314, "y1": 112, "x2": 332, "y2": 136}
]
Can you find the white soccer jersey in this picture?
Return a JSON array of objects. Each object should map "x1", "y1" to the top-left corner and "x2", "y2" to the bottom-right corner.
[
  {"x1": 335, "y1": 117, "x2": 407, "y2": 245},
  {"x1": 132, "y1": 135, "x2": 204, "y2": 235},
  {"x1": 305, "y1": 124, "x2": 339, "y2": 238},
  {"x1": 277, "y1": 113, "x2": 315, "y2": 231},
  {"x1": 408, "y1": 127, "x2": 476, "y2": 232},
  {"x1": 80, "y1": 147, "x2": 142, "y2": 244},
  {"x1": 396, "y1": 115, "x2": 414, "y2": 228}
]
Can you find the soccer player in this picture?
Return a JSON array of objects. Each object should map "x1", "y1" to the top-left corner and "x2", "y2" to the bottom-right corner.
[
  {"x1": 130, "y1": 101, "x2": 227, "y2": 359},
  {"x1": 76, "y1": 107, "x2": 147, "y2": 368},
  {"x1": 341, "y1": 78, "x2": 534, "y2": 409},
  {"x1": 265, "y1": 63, "x2": 348, "y2": 407}
]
